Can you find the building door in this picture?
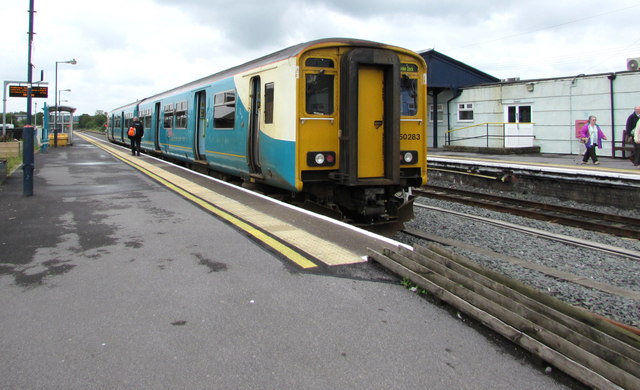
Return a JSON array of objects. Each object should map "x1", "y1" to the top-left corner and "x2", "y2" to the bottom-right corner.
[
  {"x1": 504, "y1": 104, "x2": 533, "y2": 147},
  {"x1": 357, "y1": 66, "x2": 385, "y2": 178}
]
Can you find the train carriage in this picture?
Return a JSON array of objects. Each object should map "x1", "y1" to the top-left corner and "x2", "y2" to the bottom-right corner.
[{"x1": 107, "y1": 38, "x2": 427, "y2": 224}]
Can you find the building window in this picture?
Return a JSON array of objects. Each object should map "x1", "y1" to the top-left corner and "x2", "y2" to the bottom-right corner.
[
  {"x1": 264, "y1": 83, "x2": 274, "y2": 124},
  {"x1": 214, "y1": 91, "x2": 236, "y2": 129},
  {"x1": 458, "y1": 103, "x2": 474, "y2": 121},
  {"x1": 430, "y1": 104, "x2": 443, "y2": 123},
  {"x1": 507, "y1": 105, "x2": 532, "y2": 123}
]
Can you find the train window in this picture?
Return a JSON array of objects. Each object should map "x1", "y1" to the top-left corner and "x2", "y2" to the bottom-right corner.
[
  {"x1": 305, "y1": 58, "x2": 334, "y2": 68},
  {"x1": 264, "y1": 83, "x2": 274, "y2": 124},
  {"x1": 400, "y1": 75, "x2": 417, "y2": 116},
  {"x1": 139, "y1": 109, "x2": 152, "y2": 129},
  {"x1": 306, "y1": 73, "x2": 334, "y2": 115},
  {"x1": 175, "y1": 111, "x2": 187, "y2": 128},
  {"x1": 164, "y1": 112, "x2": 173, "y2": 129},
  {"x1": 214, "y1": 91, "x2": 236, "y2": 128},
  {"x1": 175, "y1": 101, "x2": 188, "y2": 129},
  {"x1": 115, "y1": 116, "x2": 121, "y2": 128},
  {"x1": 143, "y1": 115, "x2": 151, "y2": 129}
]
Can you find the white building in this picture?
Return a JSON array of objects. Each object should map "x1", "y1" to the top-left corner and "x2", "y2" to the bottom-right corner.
[{"x1": 422, "y1": 50, "x2": 640, "y2": 158}]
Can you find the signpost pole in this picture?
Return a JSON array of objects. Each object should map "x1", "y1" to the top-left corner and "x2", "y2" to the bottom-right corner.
[
  {"x1": 23, "y1": 0, "x2": 35, "y2": 196},
  {"x1": 2, "y1": 81, "x2": 7, "y2": 137}
]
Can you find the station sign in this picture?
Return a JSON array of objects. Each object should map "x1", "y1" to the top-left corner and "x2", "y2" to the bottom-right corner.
[{"x1": 9, "y1": 85, "x2": 48, "y2": 98}]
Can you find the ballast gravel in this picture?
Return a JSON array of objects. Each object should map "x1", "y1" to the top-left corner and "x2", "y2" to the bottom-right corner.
[{"x1": 395, "y1": 182, "x2": 640, "y2": 328}]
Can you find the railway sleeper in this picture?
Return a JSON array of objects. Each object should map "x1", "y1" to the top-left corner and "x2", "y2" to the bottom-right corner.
[{"x1": 369, "y1": 244, "x2": 640, "y2": 390}]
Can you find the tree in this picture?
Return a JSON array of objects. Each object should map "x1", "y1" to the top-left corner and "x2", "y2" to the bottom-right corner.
[
  {"x1": 78, "y1": 113, "x2": 92, "y2": 129},
  {"x1": 77, "y1": 112, "x2": 107, "y2": 130}
]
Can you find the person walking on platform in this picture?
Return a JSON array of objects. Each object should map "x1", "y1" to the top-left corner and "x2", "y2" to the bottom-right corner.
[
  {"x1": 128, "y1": 117, "x2": 144, "y2": 156},
  {"x1": 579, "y1": 115, "x2": 606, "y2": 165},
  {"x1": 625, "y1": 106, "x2": 640, "y2": 168}
]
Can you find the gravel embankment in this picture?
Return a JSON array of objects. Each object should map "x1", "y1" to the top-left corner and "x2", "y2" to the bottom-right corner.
[{"x1": 394, "y1": 183, "x2": 640, "y2": 328}]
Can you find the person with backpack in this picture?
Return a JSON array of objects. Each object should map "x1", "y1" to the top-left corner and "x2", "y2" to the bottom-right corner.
[{"x1": 128, "y1": 117, "x2": 144, "y2": 156}]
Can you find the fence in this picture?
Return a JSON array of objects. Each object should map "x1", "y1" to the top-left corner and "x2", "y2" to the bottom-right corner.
[{"x1": 446, "y1": 122, "x2": 535, "y2": 148}]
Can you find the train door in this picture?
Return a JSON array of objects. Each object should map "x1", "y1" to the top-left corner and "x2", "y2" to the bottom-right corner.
[
  {"x1": 248, "y1": 76, "x2": 262, "y2": 175},
  {"x1": 195, "y1": 91, "x2": 207, "y2": 160},
  {"x1": 119, "y1": 112, "x2": 125, "y2": 142},
  {"x1": 154, "y1": 102, "x2": 161, "y2": 150},
  {"x1": 339, "y1": 48, "x2": 400, "y2": 185},
  {"x1": 357, "y1": 66, "x2": 385, "y2": 178}
]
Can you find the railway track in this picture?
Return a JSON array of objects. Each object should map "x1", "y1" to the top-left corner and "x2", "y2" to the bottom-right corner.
[
  {"x1": 414, "y1": 185, "x2": 640, "y2": 240},
  {"x1": 384, "y1": 189, "x2": 640, "y2": 388},
  {"x1": 410, "y1": 203, "x2": 640, "y2": 262}
]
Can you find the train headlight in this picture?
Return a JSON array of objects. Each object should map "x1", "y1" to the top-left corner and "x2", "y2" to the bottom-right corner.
[
  {"x1": 400, "y1": 151, "x2": 418, "y2": 165},
  {"x1": 307, "y1": 151, "x2": 336, "y2": 167}
]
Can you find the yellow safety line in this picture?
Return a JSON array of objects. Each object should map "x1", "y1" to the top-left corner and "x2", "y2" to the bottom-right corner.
[{"x1": 78, "y1": 133, "x2": 318, "y2": 269}]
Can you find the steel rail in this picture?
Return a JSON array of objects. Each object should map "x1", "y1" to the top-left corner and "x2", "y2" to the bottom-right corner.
[
  {"x1": 413, "y1": 202, "x2": 640, "y2": 262},
  {"x1": 415, "y1": 185, "x2": 640, "y2": 239}
]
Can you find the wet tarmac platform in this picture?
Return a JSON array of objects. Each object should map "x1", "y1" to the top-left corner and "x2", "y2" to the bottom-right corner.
[{"x1": 0, "y1": 134, "x2": 577, "y2": 389}]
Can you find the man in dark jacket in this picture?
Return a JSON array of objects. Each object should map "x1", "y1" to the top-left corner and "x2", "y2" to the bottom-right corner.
[
  {"x1": 129, "y1": 117, "x2": 144, "y2": 156},
  {"x1": 626, "y1": 106, "x2": 640, "y2": 167}
]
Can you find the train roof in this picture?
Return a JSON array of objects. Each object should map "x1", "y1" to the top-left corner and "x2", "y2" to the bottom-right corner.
[{"x1": 111, "y1": 38, "x2": 420, "y2": 112}]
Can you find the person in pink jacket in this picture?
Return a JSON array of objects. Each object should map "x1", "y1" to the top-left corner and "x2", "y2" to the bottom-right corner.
[{"x1": 578, "y1": 115, "x2": 607, "y2": 165}]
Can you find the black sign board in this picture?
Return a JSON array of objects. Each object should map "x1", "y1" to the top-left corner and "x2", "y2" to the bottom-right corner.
[
  {"x1": 9, "y1": 85, "x2": 48, "y2": 98},
  {"x1": 400, "y1": 63, "x2": 419, "y2": 73}
]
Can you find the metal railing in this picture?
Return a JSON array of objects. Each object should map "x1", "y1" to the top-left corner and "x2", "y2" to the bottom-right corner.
[{"x1": 445, "y1": 122, "x2": 535, "y2": 148}]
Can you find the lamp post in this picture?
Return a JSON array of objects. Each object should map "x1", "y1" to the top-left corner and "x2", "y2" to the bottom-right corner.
[{"x1": 54, "y1": 58, "x2": 76, "y2": 147}]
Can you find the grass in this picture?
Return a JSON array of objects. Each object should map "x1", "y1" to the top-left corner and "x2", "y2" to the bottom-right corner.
[
  {"x1": 6, "y1": 155, "x2": 21, "y2": 174},
  {"x1": 401, "y1": 277, "x2": 429, "y2": 295}
]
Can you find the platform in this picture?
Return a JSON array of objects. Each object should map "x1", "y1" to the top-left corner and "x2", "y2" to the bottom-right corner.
[
  {"x1": 430, "y1": 149, "x2": 640, "y2": 177},
  {"x1": 428, "y1": 149, "x2": 639, "y2": 208},
  {"x1": 0, "y1": 134, "x2": 576, "y2": 389}
]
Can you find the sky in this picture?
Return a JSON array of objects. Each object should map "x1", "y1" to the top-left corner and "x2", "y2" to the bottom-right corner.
[{"x1": 2, "y1": 0, "x2": 640, "y2": 117}]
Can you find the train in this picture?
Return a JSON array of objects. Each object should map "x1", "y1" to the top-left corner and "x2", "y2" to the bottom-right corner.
[{"x1": 107, "y1": 38, "x2": 427, "y2": 225}]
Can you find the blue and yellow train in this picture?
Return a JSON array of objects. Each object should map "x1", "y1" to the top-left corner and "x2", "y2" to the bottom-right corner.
[{"x1": 107, "y1": 38, "x2": 427, "y2": 224}]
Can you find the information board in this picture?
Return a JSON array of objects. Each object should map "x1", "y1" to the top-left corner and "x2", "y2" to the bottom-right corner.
[{"x1": 9, "y1": 85, "x2": 48, "y2": 98}]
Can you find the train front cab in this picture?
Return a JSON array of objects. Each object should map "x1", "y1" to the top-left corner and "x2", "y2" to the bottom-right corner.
[{"x1": 298, "y1": 43, "x2": 427, "y2": 222}]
